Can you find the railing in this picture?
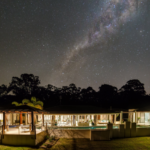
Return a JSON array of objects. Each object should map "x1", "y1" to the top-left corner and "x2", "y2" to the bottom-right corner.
[
  {"x1": 1, "y1": 124, "x2": 32, "y2": 134},
  {"x1": 113, "y1": 124, "x2": 119, "y2": 129},
  {"x1": 1, "y1": 124, "x2": 48, "y2": 135},
  {"x1": 48, "y1": 125, "x2": 59, "y2": 131},
  {"x1": 35, "y1": 124, "x2": 44, "y2": 131},
  {"x1": 47, "y1": 126, "x2": 109, "y2": 131},
  {"x1": 45, "y1": 121, "x2": 75, "y2": 127},
  {"x1": 136, "y1": 125, "x2": 150, "y2": 128},
  {"x1": 98, "y1": 120, "x2": 109, "y2": 124}
]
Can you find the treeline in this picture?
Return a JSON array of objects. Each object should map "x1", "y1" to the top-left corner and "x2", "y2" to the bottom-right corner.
[{"x1": 0, "y1": 74, "x2": 149, "y2": 109}]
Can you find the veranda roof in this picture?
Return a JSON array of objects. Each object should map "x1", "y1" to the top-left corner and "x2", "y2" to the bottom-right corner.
[
  {"x1": 136, "y1": 106, "x2": 150, "y2": 112},
  {"x1": 45, "y1": 105, "x2": 121, "y2": 114}
]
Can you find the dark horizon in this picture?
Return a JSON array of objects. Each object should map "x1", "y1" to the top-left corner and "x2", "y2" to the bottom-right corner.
[
  {"x1": 0, "y1": 73, "x2": 148, "y2": 111},
  {"x1": 1, "y1": 73, "x2": 149, "y2": 94}
]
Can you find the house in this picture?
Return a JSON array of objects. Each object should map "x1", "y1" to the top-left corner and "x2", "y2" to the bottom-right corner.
[{"x1": 0, "y1": 105, "x2": 150, "y2": 145}]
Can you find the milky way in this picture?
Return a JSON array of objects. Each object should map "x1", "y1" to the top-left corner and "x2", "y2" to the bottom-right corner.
[
  {"x1": 0, "y1": 0, "x2": 150, "y2": 93},
  {"x1": 62, "y1": 0, "x2": 144, "y2": 71},
  {"x1": 52, "y1": 0, "x2": 147, "y2": 88}
]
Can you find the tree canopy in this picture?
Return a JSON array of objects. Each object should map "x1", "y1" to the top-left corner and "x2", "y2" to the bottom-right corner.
[
  {"x1": 12, "y1": 96, "x2": 43, "y2": 109},
  {"x1": 0, "y1": 74, "x2": 149, "y2": 109},
  {"x1": 119, "y1": 79, "x2": 146, "y2": 96},
  {"x1": 9, "y1": 74, "x2": 40, "y2": 98}
]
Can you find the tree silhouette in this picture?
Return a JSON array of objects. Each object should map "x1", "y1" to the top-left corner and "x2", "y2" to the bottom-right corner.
[
  {"x1": 98, "y1": 84, "x2": 118, "y2": 108},
  {"x1": 68, "y1": 83, "x2": 81, "y2": 104},
  {"x1": 0, "y1": 73, "x2": 149, "y2": 109},
  {"x1": 0, "y1": 84, "x2": 8, "y2": 96},
  {"x1": 9, "y1": 74, "x2": 40, "y2": 98},
  {"x1": 118, "y1": 79, "x2": 146, "y2": 108},
  {"x1": 119, "y1": 79, "x2": 146, "y2": 96},
  {"x1": 80, "y1": 86, "x2": 96, "y2": 104},
  {"x1": 99, "y1": 84, "x2": 118, "y2": 97}
]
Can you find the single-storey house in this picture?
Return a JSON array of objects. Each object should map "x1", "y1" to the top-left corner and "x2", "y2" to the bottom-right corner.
[{"x1": 0, "y1": 105, "x2": 150, "y2": 145}]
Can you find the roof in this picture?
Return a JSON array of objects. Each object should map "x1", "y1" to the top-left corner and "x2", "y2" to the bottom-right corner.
[
  {"x1": 136, "y1": 106, "x2": 150, "y2": 112},
  {"x1": 45, "y1": 105, "x2": 121, "y2": 114},
  {"x1": 0, "y1": 105, "x2": 48, "y2": 113}
]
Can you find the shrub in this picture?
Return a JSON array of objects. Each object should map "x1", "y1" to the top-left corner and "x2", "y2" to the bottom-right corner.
[
  {"x1": 49, "y1": 135, "x2": 55, "y2": 141},
  {"x1": 45, "y1": 135, "x2": 49, "y2": 140},
  {"x1": 49, "y1": 138, "x2": 52, "y2": 142},
  {"x1": 51, "y1": 135, "x2": 55, "y2": 140}
]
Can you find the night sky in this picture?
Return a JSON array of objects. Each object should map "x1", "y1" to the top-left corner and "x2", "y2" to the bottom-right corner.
[{"x1": 0, "y1": 0, "x2": 150, "y2": 93}]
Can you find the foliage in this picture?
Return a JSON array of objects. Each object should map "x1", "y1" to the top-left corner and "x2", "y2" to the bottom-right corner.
[
  {"x1": 27, "y1": 102, "x2": 35, "y2": 107},
  {"x1": 36, "y1": 100, "x2": 43, "y2": 107},
  {"x1": 12, "y1": 96, "x2": 43, "y2": 109},
  {"x1": 119, "y1": 79, "x2": 146, "y2": 96},
  {"x1": 9, "y1": 74, "x2": 40, "y2": 97},
  {"x1": 45, "y1": 135, "x2": 49, "y2": 140},
  {"x1": 12, "y1": 101, "x2": 19, "y2": 106},
  {"x1": 31, "y1": 97, "x2": 36, "y2": 103},
  {"x1": 137, "y1": 117, "x2": 141, "y2": 120},
  {"x1": 22, "y1": 99, "x2": 30, "y2": 104},
  {"x1": 12, "y1": 101, "x2": 22, "y2": 106},
  {"x1": 3, "y1": 73, "x2": 149, "y2": 109},
  {"x1": 34, "y1": 104, "x2": 42, "y2": 109},
  {"x1": 49, "y1": 138, "x2": 52, "y2": 142},
  {"x1": 50, "y1": 135, "x2": 55, "y2": 140},
  {"x1": 116, "y1": 114, "x2": 119, "y2": 118},
  {"x1": 0, "y1": 84, "x2": 8, "y2": 96}
]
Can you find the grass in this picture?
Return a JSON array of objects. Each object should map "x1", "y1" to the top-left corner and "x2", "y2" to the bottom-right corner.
[
  {"x1": 0, "y1": 145, "x2": 30, "y2": 150},
  {"x1": 0, "y1": 137, "x2": 150, "y2": 150},
  {"x1": 51, "y1": 137, "x2": 150, "y2": 150}
]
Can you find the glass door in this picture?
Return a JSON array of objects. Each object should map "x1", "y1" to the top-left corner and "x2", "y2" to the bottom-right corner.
[
  {"x1": 140, "y1": 113, "x2": 145, "y2": 123},
  {"x1": 145, "y1": 113, "x2": 149, "y2": 123}
]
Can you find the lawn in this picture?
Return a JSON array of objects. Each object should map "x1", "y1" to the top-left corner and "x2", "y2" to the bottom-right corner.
[
  {"x1": 0, "y1": 145, "x2": 29, "y2": 150},
  {"x1": 51, "y1": 137, "x2": 150, "y2": 150},
  {"x1": 1, "y1": 137, "x2": 150, "y2": 150}
]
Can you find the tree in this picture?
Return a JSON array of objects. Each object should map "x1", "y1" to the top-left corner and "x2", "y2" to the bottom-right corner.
[
  {"x1": 119, "y1": 79, "x2": 146, "y2": 96},
  {"x1": 80, "y1": 87, "x2": 96, "y2": 104},
  {"x1": 9, "y1": 74, "x2": 40, "y2": 98},
  {"x1": 68, "y1": 83, "x2": 81, "y2": 103},
  {"x1": 98, "y1": 84, "x2": 118, "y2": 107},
  {"x1": 118, "y1": 79, "x2": 146, "y2": 108},
  {"x1": 0, "y1": 84, "x2": 8, "y2": 96},
  {"x1": 12, "y1": 96, "x2": 43, "y2": 109},
  {"x1": 99, "y1": 84, "x2": 118, "y2": 99}
]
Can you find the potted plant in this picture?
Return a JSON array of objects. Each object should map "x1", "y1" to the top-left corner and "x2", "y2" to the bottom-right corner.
[
  {"x1": 91, "y1": 120, "x2": 94, "y2": 126},
  {"x1": 54, "y1": 120, "x2": 57, "y2": 126},
  {"x1": 89, "y1": 120, "x2": 92, "y2": 126},
  {"x1": 137, "y1": 117, "x2": 140, "y2": 123}
]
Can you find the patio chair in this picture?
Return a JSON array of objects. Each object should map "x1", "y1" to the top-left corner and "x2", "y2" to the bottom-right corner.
[{"x1": 20, "y1": 125, "x2": 31, "y2": 133}]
